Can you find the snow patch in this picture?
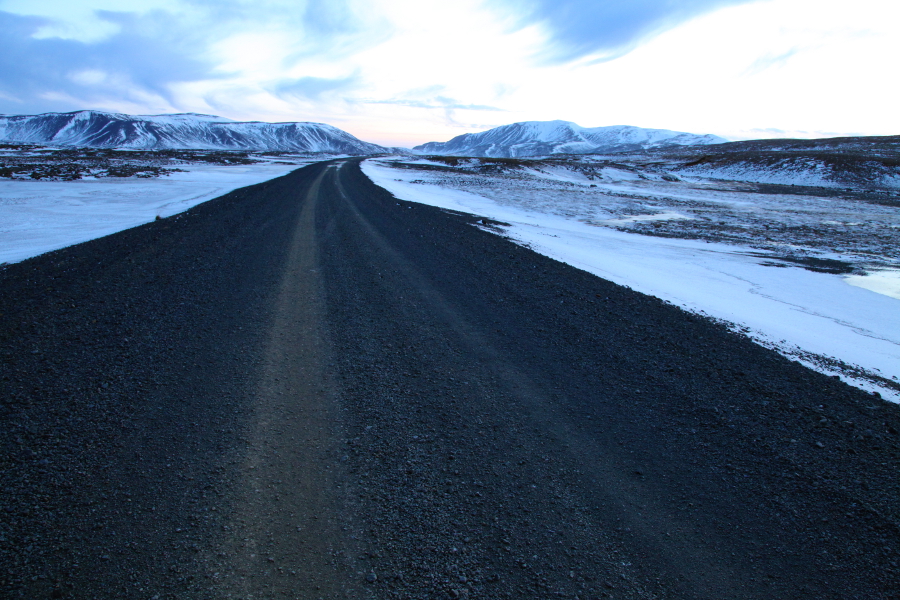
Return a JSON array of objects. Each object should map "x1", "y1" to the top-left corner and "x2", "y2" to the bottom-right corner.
[{"x1": 845, "y1": 270, "x2": 900, "y2": 301}]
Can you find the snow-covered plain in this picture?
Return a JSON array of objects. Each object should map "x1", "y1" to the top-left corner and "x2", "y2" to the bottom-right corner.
[
  {"x1": 363, "y1": 157, "x2": 900, "y2": 402},
  {"x1": 0, "y1": 159, "x2": 316, "y2": 264}
]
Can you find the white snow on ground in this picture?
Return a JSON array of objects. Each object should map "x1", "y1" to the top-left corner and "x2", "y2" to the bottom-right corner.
[
  {"x1": 363, "y1": 157, "x2": 900, "y2": 403},
  {"x1": 0, "y1": 160, "x2": 318, "y2": 264},
  {"x1": 845, "y1": 270, "x2": 900, "y2": 301},
  {"x1": 678, "y1": 163, "x2": 840, "y2": 188}
]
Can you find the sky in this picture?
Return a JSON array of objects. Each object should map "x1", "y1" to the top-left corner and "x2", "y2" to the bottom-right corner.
[{"x1": 1, "y1": 0, "x2": 898, "y2": 147}]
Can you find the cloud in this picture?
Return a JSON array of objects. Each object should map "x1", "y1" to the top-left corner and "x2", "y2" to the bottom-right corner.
[
  {"x1": 182, "y1": 0, "x2": 390, "y2": 66},
  {"x1": 0, "y1": 9, "x2": 215, "y2": 113},
  {"x1": 363, "y1": 92, "x2": 506, "y2": 127},
  {"x1": 733, "y1": 127, "x2": 865, "y2": 140},
  {"x1": 367, "y1": 98, "x2": 505, "y2": 112},
  {"x1": 487, "y1": 0, "x2": 760, "y2": 64},
  {"x1": 274, "y1": 72, "x2": 362, "y2": 100},
  {"x1": 750, "y1": 127, "x2": 788, "y2": 134},
  {"x1": 0, "y1": 1, "x2": 388, "y2": 116},
  {"x1": 360, "y1": 92, "x2": 506, "y2": 130},
  {"x1": 743, "y1": 48, "x2": 799, "y2": 76},
  {"x1": 362, "y1": 85, "x2": 504, "y2": 112}
]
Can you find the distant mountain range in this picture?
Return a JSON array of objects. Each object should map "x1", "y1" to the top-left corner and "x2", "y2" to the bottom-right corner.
[
  {"x1": 0, "y1": 111, "x2": 388, "y2": 154},
  {"x1": 413, "y1": 120, "x2": 727, "y2": 157},
  {"x1": 0, "y1": 111, "x2": 729, "y2": 157}
]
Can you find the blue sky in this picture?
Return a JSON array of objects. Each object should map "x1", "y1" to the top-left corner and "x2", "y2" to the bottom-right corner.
[{"x1": 0, "y1": 0, "x2": 897, "y2": 146}]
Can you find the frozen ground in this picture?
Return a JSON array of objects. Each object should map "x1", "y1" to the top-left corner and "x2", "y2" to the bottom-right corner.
[
  {"x1": 363, "y1": 156, "x2": 900, "y2": 402},
  {"x1": 0, "y1": 156, "x2": 322, "y2": 264}
]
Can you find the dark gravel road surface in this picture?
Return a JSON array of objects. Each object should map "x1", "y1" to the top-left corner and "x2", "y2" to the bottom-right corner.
[{"x1": 2, "y1": 159, "x2": 899, "y2": 599}]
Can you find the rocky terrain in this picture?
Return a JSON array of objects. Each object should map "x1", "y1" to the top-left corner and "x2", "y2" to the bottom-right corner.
[
  {"x1": 0, "y1": 144, "x2": 307, "y2": 181},
  {"x1": 400, "y1": 149, "x2": 900, "y2": 269}
]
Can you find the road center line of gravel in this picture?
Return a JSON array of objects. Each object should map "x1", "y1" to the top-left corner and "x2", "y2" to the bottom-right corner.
[{"x1": 211, "y1": 166, "x2": 366, "y2": 598}]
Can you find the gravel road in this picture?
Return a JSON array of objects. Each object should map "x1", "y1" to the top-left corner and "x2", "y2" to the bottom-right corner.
[{"x1": 2, "y1": 159, "x2": 899, "y2": 599}]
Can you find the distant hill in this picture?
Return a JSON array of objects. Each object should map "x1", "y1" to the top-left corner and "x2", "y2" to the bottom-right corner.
[
  {"x1": 0, "y1": 111, "x2": 387, "y2": 154},
  {"x1": 413, "y1": 120, "x2": 727, "y2": 157},
  {"x1": 665, "y1": 134, "x2": 900, "y2": 190}
]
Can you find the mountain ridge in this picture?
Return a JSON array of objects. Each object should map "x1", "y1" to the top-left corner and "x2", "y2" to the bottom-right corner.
[
  {"x1": 0, "y1": 110, "x2": 387, "y2": 154},
  {"x1": 413, "y1": 120, "x2": 727, "y2": 157}
]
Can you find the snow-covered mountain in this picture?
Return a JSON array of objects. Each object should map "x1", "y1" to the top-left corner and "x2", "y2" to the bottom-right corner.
[
  {"x1": 0, "y1": 111, "x2": 387, "y2": 154},
  {"x1": 413, "y1": 120, "x2": 726, "y2": 157}
]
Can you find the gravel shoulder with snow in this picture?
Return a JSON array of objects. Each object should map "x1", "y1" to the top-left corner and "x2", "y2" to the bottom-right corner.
[
  {"x1": 363, "y1": 156, "x2": 900, "y2": 401},
  {"x1": 0, "y1": 153, "x2": 329, "y2": 264}
]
